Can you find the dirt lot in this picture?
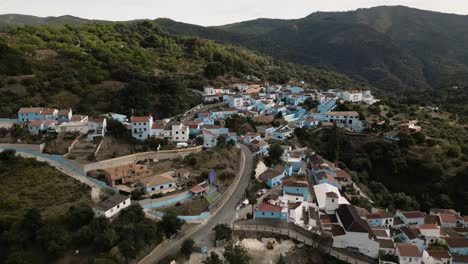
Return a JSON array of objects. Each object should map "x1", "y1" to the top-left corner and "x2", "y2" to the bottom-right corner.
[
  {"x1": 159, "y1": 195, "x2": 209, "y2": 216},
  {"x1": 66, "y1": 139, "x2": 98, "y2": 164},
  {"x1": 94, "y1": 136, "x2": 132, "y2": 161}
]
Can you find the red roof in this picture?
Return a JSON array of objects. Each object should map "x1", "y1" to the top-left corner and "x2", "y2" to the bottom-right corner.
[
  {"x1": 426, "y1": 250, "x2": 451, "y2": 260},
  {"x1": 366, "y1": 213, "x2": 382, "y2": 220},
  {"x1": 417, "y1": 224, "x2": 439, "y2": 230},
  {"x1": 29, "y1": 120, "x2": 43, "y2": 126},
  {"x1": 401, "y1": 211, "x2": 425, "y2": 219},
  {"x1": 18, "y1": 107, "x2": 42, "y2": 113},
  {"x1": 190, "y1": 185, "x2": 207, "y2": 194},
  {"x1": 257, "y1": 203, "x2": 282, "y2": 212},
  {"x1": 396, "y1": 243, "x2": 421, "y2": 257},
  {"x1": 41, "y1": 108, "x2": 57, "y2": 114},
  {"x1": 439, "y1": 213, "x2": 457, "y2": 223},
  {"x1": 131, "y1": 116, "x2": 151, "y2": 122},
  {"x1": 282, "y1": 177, "x2": 309, "y2": 187},
  {"x1": 259, "y1": 169, "x2": 282, "y2": 180},
  {"x1": 446, "y1": 238, "x2": 468, "y2": 248},
  {"x1": 89, "y1": 118, "x2": 105, "y2": 123}
]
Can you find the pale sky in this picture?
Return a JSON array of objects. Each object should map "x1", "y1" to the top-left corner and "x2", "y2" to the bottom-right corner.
[{"x1": 1, "y1": 0, "x2": 467, "y2": 26}]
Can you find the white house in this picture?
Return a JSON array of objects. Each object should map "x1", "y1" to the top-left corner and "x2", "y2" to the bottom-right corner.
[
  {"x1": 422, "y1": 250, "x2": 452, "y2": 264},
  {"x1": 87, "y1": 118, "x2": 107, "y2": 140},
  {"x1": 396, "y1": 211, "x2": 426, "y2": 226},
  {"x1": 131, "y1": 115, "x2": 153, "y2": 140},
  {"x1": 204, "y1": 86, "x2": 231, "y2": 95},
  {"x1": 93, "y1": 194, "x2": 131, "y2": 218},
  {"x1": 341, "y1": 90, "x2": 363, "y2": 102},
  {"x1": 57, "y1": 108, "x2": 73, "y2": 122},
  {"x1": 322, "y1": 111, "x2": 363, "y2": 132},
  {"x1": 313, "y1": 183, "x2": 349, "y2": 213},
  {"x1": 417, "y1": 224, "x2": 442, "y2": 245},
  {"x1": 332, "y1": 204, "x2": 380, "y2": 259},
  {"x1": 171, "y1": 123, "x2": 189, "y2": 142},
  {"x1": 378, "y1": 239, "x2": 395, "y2": 256},
  {"x1": 58, "y1": 122, "x2": 89, "y2": 134},
  {"x1": 396, "y1": 243, "x2": 422, "y2": 264}
]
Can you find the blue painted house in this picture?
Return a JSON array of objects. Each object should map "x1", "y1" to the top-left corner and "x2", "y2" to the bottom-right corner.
[
  {"x1": 254, "y1": 203, "x2": 288, "y2": 220},
  {"x1": 259, "y1": 169, "x2": 286, "y2": 188},
  {"x1": 447, "y1": 238, "x2": 468, "y2": 255},
  {"x1": 282, "y1": 177, "x2": 309, "y2": 201}
]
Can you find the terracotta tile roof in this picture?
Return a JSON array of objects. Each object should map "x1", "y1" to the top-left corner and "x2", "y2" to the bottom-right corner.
[
  {"x1": 29, "y1": 120, "x2": 43, "y2": 126},
  {"x1": 41, "y1": 108, "x2": 57, "y2": 114},
  {"x1": 282, "y1": 177, "x2": 309, "y2": 187},
  {"x1": 131, "y1": 116, "x2": 151, "y2": 122},
  {"x1": 18, "y1": 107, "x2": 43, "y2": 113},
  {"x1": 335, "y1": 169, "x2": 352, "y2": 180},
  {"x1": 190, "y1": 185, "x2": 207, "y2": 194},
  {"x1": 331, "y1": 224, "x2": 346, "y2": 236},
  {"x1": 453, "y1": 254, "x2": 468, "y2": 263},
  {"x1": 394, "y1": 216, "x2": 404, "y2": 225},
  {"x1": 58, "y1": 109, "x2": 71, "y2": 116},
  {"x1": 259, "y1": 169, "x2": 282, "y2": 180},
  {"x1": 70, "y1": 115, "x2": 87, "y2": 121},
  {"x1": 337, "y1": 204, "x2": 375, "y2": 238},
  {"x1": 43, "y1": 120, "x2": 58, "y2": 125},
  {"x1": 396, "y1": 243, "x2": 421, "y2": 257},
  {"x1": 140, "y1": 172, "x2": 176, "y2": 187},
  {"x1": 426, "y1": 250, "x2": 451, "y2": 260},
  {"x1": 400, "y1": 226, "x2": 420, "y2": 240},
  {"x1": 378, "y1": 239, "x2": 394, "y2": 249},
  {"x1": 366, "y1": 213, "x2": 382, "y2": 220},
  {"x1": 446, "y1": 238, "x2": 468, "y2": 248},
  {"x1": 440, "y1": 213, "x2": 458, "y2": 223},
  {"x1": 89, "y1": 117, "x2": 105, "y2": 123},
  {"x1": 372, "y1": 229, "x2": 389, "y2": 238},
  {"x1": 401, "y1": 211, "x2": 425, "y2": 219},
  {"x1": 425, "y1": 214, "x2": 441, "y2": 225},
  {"x1": 257, "y1": 202, "x2": 282, "y2": 212}
]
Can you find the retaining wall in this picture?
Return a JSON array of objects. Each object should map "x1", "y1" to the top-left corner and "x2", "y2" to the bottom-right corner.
[{"x1": 83, "y1": 145, "x2": 202, "y2": 173}]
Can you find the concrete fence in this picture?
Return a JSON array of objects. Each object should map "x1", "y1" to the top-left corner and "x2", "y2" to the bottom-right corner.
[
  {"x1": 150, "y1": 210, "x2": 210, "y2": 221},
  {"x1": 83, "y1": 145, "x2": 202, "y2": 173},
  {"x1": 0, "y1": 143, "x2": 45, "y2": 153}
]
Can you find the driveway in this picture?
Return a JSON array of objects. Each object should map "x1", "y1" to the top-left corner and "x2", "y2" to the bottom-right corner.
[{"x1": 138, "y1": 144, "x2": 254, "y2": 264}]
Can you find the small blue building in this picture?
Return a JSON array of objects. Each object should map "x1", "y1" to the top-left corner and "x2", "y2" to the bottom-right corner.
[
  {"x1": 447, "y1": 238, "x2": 468, "y2": 255},
  {"x1": 260, "y1": 169, "x2": 285, "y2": 188},
  {"x1": 282, "y1": 177, "x2": 309, "y2": 201},
  {"x1": 254, "y1": 203, "x2": 288, "y2": 220}
]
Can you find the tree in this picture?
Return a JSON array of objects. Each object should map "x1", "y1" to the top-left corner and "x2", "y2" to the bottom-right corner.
[
  {"x1": 160, "y1": 214, "x2": 184, "y2": 237},
  {"x1": 67, "y1": 205, "x2": 94, "y2": 230},
  {"x1": 117, "y1": 204, "x2": 145, "y2": 225},
  {"x1": 131, "y1": 189, "x2": 144, "y2": 200},
  {"x1": 181, "y1": 239, "x2": 194, "y2": 256},
  {"x1": 22, "y1": 208, "x2": 43, "y2": 241},
  {"x1": 266, "y1": 143, "x2": 283, "y2": 166},
  {"x1": 223, "y1": 244, "x2": 251, "y2": 264},
  {"x1": 37, "y1": 224, "x2": 71, "y2": 257},
  {"x1": 0, "y1": 149, "x2": 17, "y2": 162},
  {"x1": 246, "y1": 190, "x2": 258, "y2": 216},
  {"x1": 301, "y1": 98, "x2": 319, "y2": 110},
  {"x1": 213, "y1": 223, "x2": 232, "y2": 242},
  {"x1": 203, "y1": 252, "x2": 223, "y2": 264},
  {"x1": 106, "y1": 118, "x2": 129, "y2": 139}
]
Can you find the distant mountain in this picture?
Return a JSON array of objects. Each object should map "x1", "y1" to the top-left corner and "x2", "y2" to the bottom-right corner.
[
  {"x1": 154, "y1": 6, "x2": 468, "y2": 93},
  {"x1": 0, "y1": 14, "x2": 94, "y2": 28}
]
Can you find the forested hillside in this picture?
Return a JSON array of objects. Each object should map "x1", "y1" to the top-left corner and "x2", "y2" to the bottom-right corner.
[
  {"x1": 0, "y1": 20, "x2": 365, "y2": 118},
  {"x1": 153, "y1": 6, "x2": 468, "y2": 109}
]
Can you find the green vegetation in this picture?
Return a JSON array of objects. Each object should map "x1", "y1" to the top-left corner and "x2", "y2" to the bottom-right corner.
[
  {"x1": 213, "y1": 223, "x2": 233, "y2": 242},
  {"x1": 223, "y1": 244, "x2": 251, "y2": 264},
  {"x1": 0, "y1": 149, "x2": 91, "y2": 219},
  {"x1": 0, "y1": 20, "x2": 364, "y2": 119},
  {"x1": 295, "y1": 126, "x2": 468, "y2": 214}
]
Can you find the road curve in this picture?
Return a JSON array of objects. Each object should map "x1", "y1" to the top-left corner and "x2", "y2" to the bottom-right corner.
[{"x1": 138, "y1": 144, "x2": 253, "y2": 264}]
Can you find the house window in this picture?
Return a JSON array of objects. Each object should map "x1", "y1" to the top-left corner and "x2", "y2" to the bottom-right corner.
[
  {"x1": 331, "y1": 199, "x2": 334, "y2": 202},
  {"x1": 271, "y1": 212, "x2": 274, "y2": 216},
  {"x1": 151, "y1": 187, "x2": 155, "y2": 191},
  {"x1": 117, "y1": 205, "x2": 120, "y2": 209},
  {"x1": 160, "y1": 186, "x2": 164, "y2": 189},
  {"x1": 176, "y1": 131, "x2": 179, "y2": 134},
  {"x1": 123, "y1": 201, "x2": 126, "y2": 205},
  {"x1": 169, "y1": 184, "x2": 172, "y2": 187},
  {"x1": 262, "y1": 212, "x2": 265, "y2": 216}
]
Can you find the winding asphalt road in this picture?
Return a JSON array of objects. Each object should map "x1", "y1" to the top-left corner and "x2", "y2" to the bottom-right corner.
[{"x1": 138, "y1": 144, "x2": 254, "y2": 264}]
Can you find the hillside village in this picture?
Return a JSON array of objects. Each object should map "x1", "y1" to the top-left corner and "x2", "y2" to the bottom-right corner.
[{"x1": 1, "y1": 80, "x2": 468, "y2": 264}]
